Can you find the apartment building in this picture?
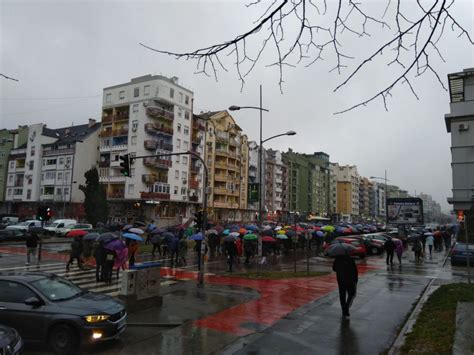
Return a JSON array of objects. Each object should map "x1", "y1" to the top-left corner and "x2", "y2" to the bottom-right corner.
[
  {"x1": 247, "y1": 141, "x2": 259, "y2": 213},
  {"x1": 333, "y1": 163, "x2": 360, "y2": 222},
  {"x1": 359, "y1": 177, "x2": 372, "y2": 220},
  {"x1": 307, "y1": 152, "x2": 330, "y2": 217},
  {"x1": 5, "y1": 121, "x2": 100, "y2": 219},
  {"x1": 198, "y1": 111, "x2": 249, "y2": 222},
  {"x1": 100, "y1": 75, "x2": 199, "y2": 224},
  {"x1": 264, "y1": 149, "x2": 285, "y2": 218}
]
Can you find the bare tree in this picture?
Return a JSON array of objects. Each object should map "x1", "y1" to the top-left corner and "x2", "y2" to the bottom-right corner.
[
  {"x1": 140, "y1": 0, "x2": 472, "y2": 114},
  {"x1": 1, "y1": 73, "x2": 18, "y2": 82}
]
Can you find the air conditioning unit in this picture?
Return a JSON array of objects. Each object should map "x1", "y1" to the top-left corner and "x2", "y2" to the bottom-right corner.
[{"x1": 459, "y1": 123, "x2": 469, "y2": 131}]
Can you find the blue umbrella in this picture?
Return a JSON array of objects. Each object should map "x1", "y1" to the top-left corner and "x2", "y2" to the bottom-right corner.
[
  {"x1": 245, "y1": 225, "x2": 258, "y2": 231},
  {"x1": 189, "y1": 232, "x2": 203, "y2": 241},
  {"x1": 223, "y1": 229, "x2": 230, "y2": 235},
  {"x1": 122, "y1": 232, "x2": 143, "y2": 242},
  {"x1": 122, "y1": 224, "x2": 133, "y2": 231},
  {"x1": 97, "y1": 232, "x2": 118, "y2": 243},
  {"x1": 316, "y1": 231, "x2": 325, "y2": 237},
  {"x1": 83, "y1": 232, "x2": 100, "y2": 241}
]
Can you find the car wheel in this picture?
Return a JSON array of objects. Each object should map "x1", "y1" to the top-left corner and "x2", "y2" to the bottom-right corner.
[
  {"x1": 371, "y1": 247, "x2": 379, "y2": 255},
  {"x1": 49, "y1": 324, "x2": 79, "y2": 354}
]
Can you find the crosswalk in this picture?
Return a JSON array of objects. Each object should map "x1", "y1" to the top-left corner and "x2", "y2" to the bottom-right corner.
[{"x1": 0, "y1": 262, "x2": 180, "y2": 297}]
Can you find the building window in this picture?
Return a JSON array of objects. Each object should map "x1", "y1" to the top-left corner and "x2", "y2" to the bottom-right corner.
[
  {"x1": 181, "y1": 187, "x2": 186, "y2": 195},
  {"x1": 175, "y1": 170, "x2": 179, "y2": 179},
  {"x1": 28, "y1": 161, "x2": 34, "y2": 170},
  {"x1": 59, "y1": 157, "x2": 64, "y2": 164},
  {"x1": 176, "y1": 139, "x2": 181, "y2": 148},
  {"x1": 66, "y1": 157, "x2": 72, "y2": 165},
  {"x1": 174, "y1": 186, "x2": 178, "y2": 194},
  {"x1": 176, "y1": 155, "x2": 180, "y2": 163},
  {"x1": 65, "y1": 172, "x2": 70, "y2": 182},
  {"x1": 183, "y1": 126, "x2": 189, "y2": 135},
  {"x1": 28, "y1": 178, "x2": 32, "y2": 185},
  {"x1": 31, "y1": 146, "x2": 35, "y2": 157},
  {"x1": 134, "y1": 87, "x2": 139, "y2": 97},
  {"x1": 177, "y1": 123, "x2": 181, "y2": 133},
  {"x1": 170, "y1": 88, "x2": 174, "y2": 98},
  {"x1": 133, "y1": 104, "x2": 139, "y2": 113},
  {"x1": 56, "y1": 188, "x2": 62, "y2": 196},
  {"x1": 128, "y1": 184, "x2": 134, "y2": 194},
  {"x1": 57, "y1": 172, "x2": 63, "y2": 180},
  {"x1": 184, "y1": 111, "x2": 190, "y2": 120},
  {"x1": 8, "y1": 175, "x2": 13, "y2": 184},
  {"x1": 7, "y1": 188, "x2": 11, "y2": 196},
  {"x1": 182, "y1": 156, "x2": 188, "y2": 164},
  {"x1": 106, "y1": 93, "x2": 112, "y2": 103},
  {"x1": 185, "y1": 95, "x2": 189, "y2": 105},
  {"x1": 144, "y1": 85, "x2": 150, "y2": 96},
  {"x1": 46, "y1": 171, "x2": 55, "y2": 180},
  {"x1": 178, "y1": 108, "x2": 183, "y2": 117},
  {"x1": 41, "y1": 173, "x2": 44, "y2": 181},
  {"x1": 182, "y1": 171, "x2": 187, "y2": 179},
  {"x1": 131, "y1": 136, "x2": 137, "y2": 145},
  {"x1": 119, "y1": 91, "x2": 125, "y2": 100},
  {"x1": 64, "y1": 187, "x2": 69, "y2": 196},
  {"x1": 183, "y1": 141, "x2": 188, "y2": 150},
  {"x1": 9, "y1": 161, "x2": 14, "y2": 169},
  {"x1": 179, "y1": 92, "x2": 183, "y2": 102}
]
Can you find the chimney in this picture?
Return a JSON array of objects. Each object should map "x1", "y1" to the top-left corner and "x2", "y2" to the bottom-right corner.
[
  {"x1": 170, "y1": 76, "x2": 179, "y2": 84},
  {"x1": 88, "y1": 118, "x2": 96, "y2": 127}
]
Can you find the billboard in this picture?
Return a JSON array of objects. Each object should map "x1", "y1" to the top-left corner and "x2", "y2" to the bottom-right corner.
[{"x1": 387, "y1": 198, "x2": 424, "y2": 225}]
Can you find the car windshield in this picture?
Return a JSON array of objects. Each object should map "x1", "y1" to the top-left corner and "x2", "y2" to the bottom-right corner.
[
  {"x1": 75, "y1": 224, "x2": 90, "y2": 228},
  {"x1": 18, "y1": 221, "x2": 31, "y2": 226},
  {"x1": 31, "y1": 276, "x2": 84, "y2": 301},
  {"x1": 455, "y1": 244, "x2": 474, "y2": 250},
  {"x1": 48, "y1": 223, "x2": 59, "y2": 227}
]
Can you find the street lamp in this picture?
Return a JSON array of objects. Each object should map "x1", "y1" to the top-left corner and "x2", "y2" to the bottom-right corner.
[
  {"x1": 370, "y1": 170, "x2": 389, "y2": 228},
  {"x1": 229, "y1": 85, "x2": 296, "y2": 259}
]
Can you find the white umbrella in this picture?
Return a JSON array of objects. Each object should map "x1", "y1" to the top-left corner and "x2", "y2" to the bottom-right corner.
[
  {"x1": 274, "y1": 226, "x2": 282, "y2": 231},
  {"x1": 327, "y1": 241, "x2": 356, "y2": 257},
  {"x1": 229, "y1": 232, "x2": 240, "y2": 237},
  {"x1": 129, "y1": 227, "x2": 144, "y2": 235}
]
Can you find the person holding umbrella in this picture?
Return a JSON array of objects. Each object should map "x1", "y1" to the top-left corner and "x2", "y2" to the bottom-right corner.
[
  {"x1": 66, "y1": 235, "x2": 83, "y2": 271},
  {"x1": 332, "y1": 252, "x2": 358, "y2": 319},
  {"x1": 25, "y1": 230, "x2": 40, "y2": 266},
  {"x1": 384, "y1": 237, "x2": 395, "y2": 266},
  {"x1": 425, "y1": 233, "x2": 435, "y2": 258},
  {"x1": 94, "y1": 241, "x2": 106, "y2": 282},
  {"x1": 224, "y1": 237, "x2": 237, "y2": 272}
]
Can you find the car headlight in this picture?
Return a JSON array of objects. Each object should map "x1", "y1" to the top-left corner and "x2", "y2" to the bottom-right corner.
[{"x1": 84, "y1": 314, "x2": 110, "y2": 323}]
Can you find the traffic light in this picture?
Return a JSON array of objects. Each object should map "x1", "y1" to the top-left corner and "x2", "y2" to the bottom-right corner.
[
  {"x1": 194, "y1": 211, "x2": 203, "y2": 231},
  {"x1": 119, "y1": 154, "x2": 131, "y2": 177},
  {"x1": 457, "y1": 210, "x2": 464, "y2": 222},
  {"x1": 46, "y1": 207, "x2": 52, "y2": 221},
  {"x1": 37, "y1": 206, "x2": 46, "y2": 221}
]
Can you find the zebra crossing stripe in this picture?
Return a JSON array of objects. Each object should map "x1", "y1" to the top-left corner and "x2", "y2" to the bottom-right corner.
[{"x1": 0, "y1": 263, "x2": 64, "y2": 272}]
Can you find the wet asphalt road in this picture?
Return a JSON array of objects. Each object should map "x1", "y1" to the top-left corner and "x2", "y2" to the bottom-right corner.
[{"x1": 1, "y1": 243, "x2": 470, "y2": 355}]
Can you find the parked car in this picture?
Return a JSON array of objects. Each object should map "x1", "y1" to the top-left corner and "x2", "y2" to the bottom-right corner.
[
  {"x1": 0, "y1": 215, "x2": 20, "y2": 230},
  {"x1": 0, "y1": 323, "x2": 23, "y2": 355},
  {"x1": 0, "y1": 229, "x2": 26, "y2": 242},
  {"x1": 63, "y1": 224, "x2": 93, "y2": 237},
  {"x1": 0, "y1": 272, "x2": 127, "y2": 353},
  {"x1": 5, "y1": 220, "x2": 43, "y2": 233},
  {"x1": 351, "y1": 235, "x2": 385, "y2": 255},
  {"x1": 323, "y1": 237, "x2": 367, "y2": 259},
  {"x1": 44, "y1": 219, "x2": 78, "y2": 236},
  {"x1": 451, "y1": 243, "x2": 474, "y2": 266}
]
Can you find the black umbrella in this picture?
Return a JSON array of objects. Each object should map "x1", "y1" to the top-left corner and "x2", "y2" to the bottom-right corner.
[
  {"x1": 83, "y1": 232, "x2": 100, "y2": 241},
  {"x1": 28, "y1": 226, "x2": 45, "y2": 234},
  {"x1": 134, "y1": 221, "x2": 146, "y2": 227},
  {"x1": 97, "y1": 232, "x2": 118, "y2": 243},
  {"x1": 261, "y1": 229, "x2": 274, "y2": 236}
]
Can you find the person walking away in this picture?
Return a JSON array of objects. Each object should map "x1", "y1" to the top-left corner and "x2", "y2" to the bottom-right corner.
[
  {"x1": 170, "y1": 234, "x2": 180, "y2": 267},
  {"x1": 235, "y1": 237, "x2": 243, "y2": 264},
  {"x1": 384, "y1": 237, "x2": 395, "y2": 266},
  {"x1": 332, "y1": 254, "x2": 358, "y2": 318},
  {"x1": 66, "y1": 236, "x2": 83, "y2": 271},
  {"x1": 412, "y1": 238, "x2": 422, "y2": 262},
  {"x1": 103, "y1": 249, "x2": 116, "y2": 284},
  {"x1": 224, "y1": 239, "x2": 237, "y2": 272},
  {"x1": 94, "y1": 241, "x2": 106, "y2": 282},
  {"x1": 178, "y1": 236, "x2": 187, "y2": 266},
  {"x1": 127, "y1": 239, "x2": 138, "y2": 267},
  {"x1": 425, "y1": 234, "x2": 434, "y2": 258},
  {"x1": 244, "y1": 238, "x2": 254, "y2": 265},
  {"x1": 395, "y1": 239, "x2": 404, "y2": 265},
  {"x1": 443, "y1": 229, "x2": 452, "y2": 252},
  {"x1": 151, "y1": 233, "x2": 161, "y2": 259},
  {"x1": 146, "y1": 220, "x2": 157, "y2": 245},
  {"x1": 25, "y1": 231, "x2": 40, "y2": 266}
]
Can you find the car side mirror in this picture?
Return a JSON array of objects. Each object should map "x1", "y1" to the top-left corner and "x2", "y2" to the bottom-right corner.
[{"x1": 24, "y1": 297, "x2": 43, "y2": 308}]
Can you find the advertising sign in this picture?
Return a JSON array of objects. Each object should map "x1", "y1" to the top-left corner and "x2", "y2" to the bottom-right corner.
[
  {"x1": 248, "y1": 183, "x2": 259, "y2": 203},
  {"x1": 387, "y1": 198, "x2": 424, "y2": 225}
]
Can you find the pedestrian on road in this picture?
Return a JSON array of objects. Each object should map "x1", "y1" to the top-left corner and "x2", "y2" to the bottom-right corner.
[
  {"x1": 178, "y1": 236, "x2": 187, "y2": 266},
  {"x1": 66, "y1": 236, "x2": 83, "y2": 271},
  {"x1": 25, "y1": 231, "x2": 40, "y2": 266},
  {"x1": 384, "y1": 237, "x2": 395, "y2": 266},
  {"x1": 235, "y1": 237, "x2": 243, "y2": 264},
  {"x1": 151, "y1": 233, "x2": 162, "y2": 259},
  {"x1": 425, "y1": 234, "x2": 434, "y2": 257},
  {"x1": 442, "y1": 229, "x2": 452, "y2": 251},
  {"x1": 224, "y1": 239, "x2": 237, "y2": 272},
  {"x1": 103, "y1": 249, "x2": 116, "y2": 284},
  {"x1": 412, "y1": 238, "x2": 422, "y2": 262},
  {"x1": 146, "y1": 219, "x2": 156, "y2": 245},
  {"x1": 332, "y1": 254, "x2": 358, "y2": 319},
  {"x1": 169, "y1": 234, "x2": 180, "y2": 267},
  {"x1": 395, "y1": 239, "x2": 404, "y2": 265},
  {"x1": 93, "y1": 241, "x2": 106, "y2": 282},
  {"x1": 127, "y1": 239, "x2": 138, "y2": 267}
]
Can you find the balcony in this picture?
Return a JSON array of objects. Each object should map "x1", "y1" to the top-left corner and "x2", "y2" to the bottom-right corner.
[
  {"x1": 229, "y1": 138, "x2": 239, "y2": 147},
  {"x1": 100, "y1": 175, "x2": 126, "y2": 183},
  {"x1": 145, "y1": 123, "x2": 173, "y2": 136},
  {"x1": 142, "y1": 174, "x2": 158, "y2": 184},
  {"x1": 140, "y1": 192, "x2": 170, "y2": 200},
  {"x1": 144, "y1": 140, "x2": 158, "y2": 151},
  {"x1": 213, "y1": 201, "x2": 228, "y2": 208},
  {"x1": 159, "y1": 142, "x2": 173, "y2": 151},
  {"x1": 108, "y1": 192, "x2": 125, "y2": 199},
  {"x1": 102, "y1": 115, "x2": 113, "y2": 123},
  {"x1": 99, "y1": 145, "x2": 111, "y2": 152},
  {"x1": 100, "y1": 130, "x2": 113, "y2": 138},
  {"x1": 115, "y1": 113, "x2": 129, "y2": 122},
  {"x1": 214, "y1": 174, "x2": 228, "y2": 182},
  {"x1": 189, "y1": 179, "x2": 200, "y2": 189},
  {"x1": 99, "y1": 160, "x2": 110, "y2": 168},
  {"x1": 214, "y1": 161, "x2": 227, "y2": 169},
  {"x1": 110, "y1": 144, "x2": 128, "y2": 151},
  {"x1": 190, "y1": 164, "x2": 200, "y2": 173},
  {"x1": 215, "y1": 149, "x2": 228, "y2": 157},
  {"x1": 146, "y1": 106, "x2": 174, "y2": 121},
  {"x1": 227, "y1": 164, "x2": 240, "y2": 172},
  {"x1": 192, "y1": 122, "x2": 206, "y2": 131},
  {"x1": 189, "y1": 195, "x2": 199, "y2": 202},
  {"x1": 216, "y1": 135, "x2": 228, "y2": 143},
  {"x1": 143, "y1": 157, "x2": 172, "y2": 169},
  {"x1": 214, "y1": 187, "x2": 228, "y2": 195},
  {"x1": 43, "y1": 148, "x2": 76, "y2": 157},
  {"x1": 41, "y1": 194, "x2": 54, "y2": 201},
  {"x1": 191, "y1": 135, "x2": 202, "y2": 145},
  {"x1": 113, "y1": 128, "x2": 128, "y2": 137}
]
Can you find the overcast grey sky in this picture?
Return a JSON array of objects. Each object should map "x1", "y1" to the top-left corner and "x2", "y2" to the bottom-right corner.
[{"x1": 1, "y1": 0, "x2": 473, "y2": 212}]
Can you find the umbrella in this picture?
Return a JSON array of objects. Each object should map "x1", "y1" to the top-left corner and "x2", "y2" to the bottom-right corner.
[
  {"x1": 97, "y1": 232, "x2": 118, "y2": 243},
  {"x1": 229, "y1": 232, "x2": 240, "y2": 238},
  {"x1": 223, "y1": 229, "x2": 230, "y2": 235},
  {"x1": 215, "y1": 225, "x2": 224, "y2": 233},
  {"x1": 134, "y1": 221, "x2": 146, "y2": 227},
  {"x1": 322, "y1": 225, "x2": 335, "y2": 232},
  {"x1": 261, "y1": 229, "x2": 274, "y2": 236},
  {"x1": 274, "y1": 226, "x2": 282, "y2": 231},
  {"x1": 277, "y1": 230, "x2": 286, "y2": 235},
  {"x1": 150, "y1": 228, "x2": 166, "y2": 234},
  {"x1": 128, "y1": 228, "x2": 144, "y2": 235},
  {"x1": 104, "y1": 238, "x2": 127, "y2": 251},
  {"x1": 208, "y1": 229, "x2": 218, "y2": 235},
  {"x1": 122, "y1": 232, "x2": 143, "y2": 242},
  {"x1": 262, "y1": 236, "x2": 276, "y2": 243},
  {"x1": 276, "y1": 234, "x2": 288, "y2": 240},
  {"x1": 83, "y1": 232, "x2": 100, "y2": 241},
  {"x1": 286, "y1": 230, "x2": 296, "y2": 237},
  {"x1": 243, "y1": 234, "x2": 258, "y2": 241},
  {"x1": 224, "y1": 235, "x2": 237, "y2": 242},
  {"x1": 122, "y1": 224, "x2": 133, "y2": 231},
  {"x1": 327, "y1": 241, "x2": 356, "y2": 257},
  {"x1": 316, "y1": 231, "x2": 325, "y2": 237},
  {"x1": 189, "y1": 232, "x2": 203, "y2": 241},
  {"x1": 263, "y1": 225, "x2": 272, "y2": 230},
  {"x1": 67, "y1": 229, "x2": 88, "y2": 238},
  {"x1": 245, "y1": 225, "x2": 258, "y2": 231},
  {"x1": 336, "y1": 226, "x2": 346, "y2": 233},
  {"x1": 343, "y1": 228, "x2": 353, "y2": 234},
  {"x1": 424, "y1": 232, "x2": 434, "y2": 236},
  {"x1": 239, "y1": 228, "x2": 247, "y2": 235}
]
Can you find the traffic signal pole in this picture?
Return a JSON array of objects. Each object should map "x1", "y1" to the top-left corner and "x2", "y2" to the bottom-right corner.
[{"x1": 125, "y1": 151, "x2": 208, "y2": 286}]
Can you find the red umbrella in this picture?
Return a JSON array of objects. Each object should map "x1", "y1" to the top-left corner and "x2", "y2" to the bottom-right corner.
[
  {"x1": 66, "y1": 229, "x2": 88, "y2": 238},
  {"x1": 262, "y1": 236, "x2": 276, "y2": 243}
]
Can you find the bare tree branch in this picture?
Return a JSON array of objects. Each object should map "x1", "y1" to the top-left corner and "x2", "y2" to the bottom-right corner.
[{"x1": 1, "y1": 73, "x2": 19, "y2": 82}]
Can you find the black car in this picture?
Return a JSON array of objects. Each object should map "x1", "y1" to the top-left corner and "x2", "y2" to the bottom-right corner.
[
  {"x1": 0, "y1": 323, "x2": 23, "y2": 355},
  {"x1": 0, "y1": 230, "x2": 25, "y2": 243},
  {"x1": 0, "y1": 272, "x2": 126, "y2": 354}
]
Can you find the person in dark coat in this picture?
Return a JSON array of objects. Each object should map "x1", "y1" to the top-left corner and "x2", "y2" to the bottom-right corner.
[
  {"x1": 384, "y1": 237, "x2": 395, "y2": 266},
  {"x1": 25, "y1": 231, "x2": 40, "y2": 266},
  {"x1": 169, "y1": 235, "x2": 179, "y2": 267},
  {"x1": 224, "y1": 240, "x2": 238, "y2": 272},
  {"x1": 332, "y1": 255, "x2": 358, "y2": 318},
  {"x1": 103, "y1": 249, "x2": 116, "y2": 284},
  {"x1": 66, "y1": 236, "x2": 83, "y2": 271},
  {"x1": 94, "y1": 242, "x2": 106, "y2": 282}
]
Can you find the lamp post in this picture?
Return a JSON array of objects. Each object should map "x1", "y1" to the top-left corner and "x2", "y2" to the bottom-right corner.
[
  {"x1": 370, "y1": 170, "x2": 389, "y2": 229},
  {"x1": 229, "y1": 86, "x2": 296, "y2": 259}
]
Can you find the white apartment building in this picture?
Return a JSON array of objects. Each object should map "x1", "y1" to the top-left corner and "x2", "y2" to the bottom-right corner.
[
  {"x1": 265, "y1": 149, "x2": 284, "y2": 213},
  {"x1": 329, "y1": 164, "x2": 338, "y2": 217},
  {"x1": 5, "y1": 121, "x2": 100, "y2": 219},
  {"x1": 100, "y1": 75, "x2": 200, "y2": 224},
  {"x1": 247, "y1": 141, "x2": 259, "y2": 212},
  {"x1": 333, "y1": 163, "x2": 360, "y2": 221}
]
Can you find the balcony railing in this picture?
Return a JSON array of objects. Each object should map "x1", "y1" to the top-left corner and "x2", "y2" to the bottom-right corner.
[
  {"x1": 189, "y1": 195, "x2": 199, "y2": 202},
  {"x1": 145, "y1": 123, "x2": 173, "y2": 136},
  {"x1": 102, "y1": 115, "x2": 113, "y2": 123},
  {"x1": 115, "y1": 113, "x2": 129, "y2": 121},
  {"x1": 215, "y1": 149, "x2": 228, "y2": 156},
  {"x1": 99, "y1": 161, "x2": 110, "y2": 168},
  {"x1": 191, "y1": 135, "x2": 201, "y2": 145},
  {"x1": 146, "y1": 106, "x2": 174, "y2": 120},
  {"x1": 142, "y1": 174, "x2": 158, "y2": 184},
  {"x1": 144, "y1": 140, "x2": 158, "y2": 150},
  {"x1": 110, "y1": 144, "x2": 128, "y2": 151},
  {"x1": 43, "y1": 148, "x2": 76, "y2": 157},
  {"x1": 189, "y1": 180, "x2": 200, "y2": 189},
  {"x1": 100, "y1": 130, "x2": 113, "y2": 138},
  {"x1": 113, "y1": 128, "x2": 128, "y2": 137},
  {"x1": 214, "y1": 187, "x2": 229, "y2": 195},
  {"x1": 108, "y1": 192, "x2": 125, "y2": 199},
  {"x1": 190, "y1": 165, "x2": 200, "y2": 173},
  {"x1": 140, "y1": 192, "x2": 170, "y2": 200},
  {"x1": 143, "y1": 157, "x2": 172, "y2": 169},
  {"x1": 192, "y1": 122, "x2": 206, "y2": 131}
]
